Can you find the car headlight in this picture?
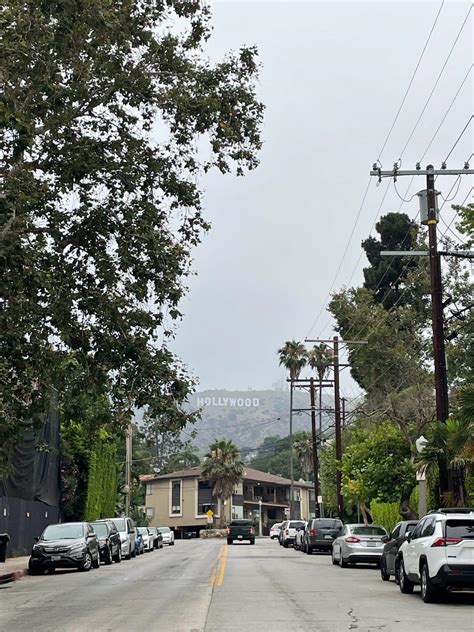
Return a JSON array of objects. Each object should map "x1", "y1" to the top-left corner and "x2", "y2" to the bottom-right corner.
[{"x1": 32, "y1": 545, "x2": 43, "y2": 553}]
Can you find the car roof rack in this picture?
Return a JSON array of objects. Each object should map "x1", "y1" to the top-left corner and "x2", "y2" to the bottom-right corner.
[{"x1": 427, "y1": 508, "x2": 474, "y2": 515}]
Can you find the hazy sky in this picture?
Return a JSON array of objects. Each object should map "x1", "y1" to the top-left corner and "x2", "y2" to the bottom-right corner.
[{"x1": 172, "y1": 1, "x2": 473, "y2": 397}]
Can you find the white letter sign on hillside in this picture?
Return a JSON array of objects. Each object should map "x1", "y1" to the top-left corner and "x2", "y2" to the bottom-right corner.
[{"x1": 196, "y1": 396, "x2": 260, "y2": 408}]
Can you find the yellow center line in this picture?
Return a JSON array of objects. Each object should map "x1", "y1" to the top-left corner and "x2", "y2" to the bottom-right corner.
[{"x1": 209, "y1": 544, "x2": 227, "y2": 589}]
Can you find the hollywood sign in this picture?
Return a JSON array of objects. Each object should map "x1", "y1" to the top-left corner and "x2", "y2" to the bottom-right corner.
[{"x1": 197, "y1": 397, "x2": 260, "y2": 408}]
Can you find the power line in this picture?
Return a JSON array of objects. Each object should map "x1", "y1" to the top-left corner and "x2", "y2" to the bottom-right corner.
[
  {"x1": 443, "y1": 115, "x2": 474, "y2": 163},
  {"x1": 399, "y1": 3, "x2": 473, "y2": 159},
  {"x1": 376, "y1": 0, "x2": 445, "y2": 161}
]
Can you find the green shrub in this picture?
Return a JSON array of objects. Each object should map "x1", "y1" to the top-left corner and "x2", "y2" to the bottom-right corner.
[
  {"x1": 370, "y1": 500, "x2": 400, "y2": 533},
  {"x1": 84, "y1": 440, "x2": 117, "y2": 521}
]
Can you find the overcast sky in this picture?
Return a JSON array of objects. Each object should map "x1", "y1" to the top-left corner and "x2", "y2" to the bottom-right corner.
[{"x1": 172, "y1": 0, "x2": 473, "y2": 397}]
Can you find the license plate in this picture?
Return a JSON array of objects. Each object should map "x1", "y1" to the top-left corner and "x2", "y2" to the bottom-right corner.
[
  {"x1": 324, "y1": 535, "x2": 333, "y2": 540},
  {"x1": 366, "y1": 542, "x2": 376, "y2": 547},
  {"x1": 51, "y1": 555, "x2": 61, "y2": 561},
  {"x1": 238, "y1": 535, "x2": 243, "y2": 540}
]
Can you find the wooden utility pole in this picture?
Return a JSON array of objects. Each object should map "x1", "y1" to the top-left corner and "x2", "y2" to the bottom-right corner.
[
  {"x1": 125, "y1": 423, "x2": 132, "y2": 517},
  {"x1": 341, "y1": 397, "x2": 346, "y2": 429},
  {"x1": 309, "y1": 377, "x2": 321, "y2": 518},
  {"x1": 333, "y1": 336, "x2": 343, "y2": 518}
]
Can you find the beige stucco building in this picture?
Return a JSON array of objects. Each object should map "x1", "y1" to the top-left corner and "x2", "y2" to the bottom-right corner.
[{"x1": 141, "y1": 466, "x2": 315, "y2": 538}]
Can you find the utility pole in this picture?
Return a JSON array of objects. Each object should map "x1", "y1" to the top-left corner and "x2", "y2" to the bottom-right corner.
[
  {"x1": 341, "y1": 397, "x2": 346, "y2": 429},
  {"x1": 370, "y1": 162, "x2": 473, "y2": 429},
  {"x1": 309, "y1": 377, "x2": 321, "y2": 519},
  {"x1": 426, "y1": 167, "x2": 449, "y2": 423},
  {"x1": 333, "y1": 336, "x2": 344, "y2": 518},
  {"x1": 289, "y1": 379, "x2": 295, "y2": 518},
  {"x1": 125, "y1": 423, "x2": 132, "y2": 517}
]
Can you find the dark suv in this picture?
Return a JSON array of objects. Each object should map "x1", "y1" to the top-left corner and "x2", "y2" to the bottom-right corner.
[
  {"x1": 380, "y1": 520, "x2": 418, "y2": 581},
  {"x1": 91, "y1": 520, "x2": 122, "y2": 565},
  {"x1": 29, "y1": 522, "x2": 100, "y2": 574},
  {"x1": 303, "y1": 518, "x2": 343, "y2": 554}
]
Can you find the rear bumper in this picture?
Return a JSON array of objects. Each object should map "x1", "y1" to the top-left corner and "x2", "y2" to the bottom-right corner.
[
  {"x1": 346, "y1": 553, "x2": 382, "y2": 564},
  {"x1": 308, "y1": 538, "x2": 334, "y2": 549},
  {"x1": 432, "y1": 564, "x2": 474, "y2": 589}
]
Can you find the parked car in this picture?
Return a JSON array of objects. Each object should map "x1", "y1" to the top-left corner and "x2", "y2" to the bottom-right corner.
[
  {"x1": 134, "y1": 527, "x2": 145, "y2": 555},
  {"x1": 137, "y1": 526, "x2": 154, "y2": 552},
  {"x1": 280, "y1": 520, "x2": 306, "y2": 547},
  {"x1": 147, "y1": 527, "x2": 163, "y2": 549},
  {"x1": 294, "y1": 522, "x2": 307, "y2": 551},
  {"x1": 379, "y1": 520, "x2": 418, "y2": 581},
  {"x1": 332, "y1": 523, "x2": 388, "y2": 567},
  {"x1": 396, "y1": 509, "x2": 474, "y2": 602},
  {"x1": 29, "y1": 522, "x2": 100, "y2": 574},
  {"x1": 269, "y1": 523, "x2": 282, "y2": 540},
  {"x1": 303, "y1": 518, "x2": 344, "y2": 554},
  {"x1": 226, "y1": 519, "x2": 255, "y2": 544},
  {"x1": 102, "y1": 517, "x2": 136, "y2": 559},
  {"x1": 90, "y1": 520, "x2": 122, "y2": 565},
  {"x1": 158, "y1": 526, "x2": 174, "y2": 546}
]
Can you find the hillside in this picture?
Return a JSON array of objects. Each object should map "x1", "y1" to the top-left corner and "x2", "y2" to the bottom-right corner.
[{"x1": 183, "y1": 388, "x2": 334, "y2": 453}]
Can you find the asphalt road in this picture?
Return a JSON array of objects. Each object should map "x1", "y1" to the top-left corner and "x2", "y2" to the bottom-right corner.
[{"x1": 1, "y1": 539, "x2": 473, "y2": 632}]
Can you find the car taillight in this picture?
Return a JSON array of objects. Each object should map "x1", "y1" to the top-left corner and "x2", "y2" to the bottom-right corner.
[
  {"x1": 431, "y1": 537, "x2": 462, "y2": 547},
  {"x1": 250, "y1": 527, "x2": 255, "y2": 535},
  {"x1": 226, "y1": 528, "x2": 230, "y2": 535},
  {"x1": 345, "y1": 536, "x2": 360, "y2": 543},
  {"x1": 310, "y1": 528, "x2": 317, "y2": 535},
  {"x1": 285, "y1": 529, "x2": 289, "y2": 535}
]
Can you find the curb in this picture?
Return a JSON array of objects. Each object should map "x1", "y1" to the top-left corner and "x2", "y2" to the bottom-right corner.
[{"x1": 0, "y1": 568, "x2": 28, "y2": 585}]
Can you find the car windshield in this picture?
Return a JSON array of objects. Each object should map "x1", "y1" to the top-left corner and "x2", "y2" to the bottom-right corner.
[
  {"x1": 91, "y1": 523, "x2": 108, "y2": 537},
  {"x1": 231, "y1": 520, "x2": 252, "y2": 526},
  {"x1": 446, "y1": 519, "x2": 474, "y2": 539},
  {"x1": 406, "y1": 523, "x2": 418, "y2": 534},
  {"x1": 271, "y1": 523, "x2": 281, "y2": 529},
  {"x1": 289, "y1": 521, "x2": 305, "y2": 529},
  {"x1": 42, "y1": 524, "x2": 84, "y2": 540},
  {"x1": 137, "y1": 527, "x2": 148, "y2": 534},
  {"x1": 158, "y1": 527, "x2": 170, "y2": 533},
  {"x1": 113, "y1": 519, "x2": 126, "y2": 531},
  {"x1": 314, "y1": 519, "x2": 341, "y2": 528},
  {"x1": 351, "y1": 526, "x2": 386, "y2": 536}
]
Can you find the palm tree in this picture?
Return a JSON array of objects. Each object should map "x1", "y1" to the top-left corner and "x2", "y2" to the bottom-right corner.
[
  {"x1": 278, "y1": 340, "x2": 308, "y2": 515},
  {"x1": 416, "y1": 417, "x2": 473, "y2": 507},
  {"x1": 293, "y1": 433, "x2": 313, "y2": 480},
  {"x1": 307, "y1": 344, "x2": 333, "y2": 435},
  {"x1": 202, "y1": 439, "x2": 244, "y2": 526}
]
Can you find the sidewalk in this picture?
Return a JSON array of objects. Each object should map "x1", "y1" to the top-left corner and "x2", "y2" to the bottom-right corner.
[{"x1": 0, "y1": 556, "x2": 30, "y2": 584}]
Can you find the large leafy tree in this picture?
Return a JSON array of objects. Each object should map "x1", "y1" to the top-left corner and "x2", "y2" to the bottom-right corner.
[
  {"x1": 1, "y1": 1, "x2": 263, "y2": 472},
  {"x1": 202, "y1": 438, "x2": 244, "y2": 525}
]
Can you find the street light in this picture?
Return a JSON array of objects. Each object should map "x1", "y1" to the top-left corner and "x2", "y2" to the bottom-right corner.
[{"x1": 416, "y1": 435, "x2": 428, "y2": 518}]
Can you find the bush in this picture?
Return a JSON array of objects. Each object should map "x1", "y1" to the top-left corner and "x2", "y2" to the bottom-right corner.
[
  {"x1": 84, "y1": 440, "x2": 117, "y2": 521},
  {"x1": 370, "y1": 501, "x2": 400, "y2": 533}
]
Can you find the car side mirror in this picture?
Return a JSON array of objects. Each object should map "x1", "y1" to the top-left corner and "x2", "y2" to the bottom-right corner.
[
  {"x1": 381, "y1": 535, "x2": 388, "y2": 543},
  {"x1": 87, "y1": 534, "x2": 95, "y2": 539},
  {"x1": 34, "y1": 536, "x2": 40, "y2": 542},
  {"x1": 405, "y1": 533, "x2": 412, "y2": 542}
]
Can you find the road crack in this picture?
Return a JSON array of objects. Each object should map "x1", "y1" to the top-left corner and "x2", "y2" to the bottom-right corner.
[{"x1": 347, "y1": 607, "x2": 359, "y2": 630}]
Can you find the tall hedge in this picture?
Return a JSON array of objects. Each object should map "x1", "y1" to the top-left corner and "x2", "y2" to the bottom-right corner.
[{"x1": 84, "y1": 440, "x2": 117, "y2": 521}]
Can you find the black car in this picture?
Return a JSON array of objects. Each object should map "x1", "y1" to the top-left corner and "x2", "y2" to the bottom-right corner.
[
  {"x1": 29, "y1": 522, "x2": 100, "y2": 574},
  {"x1": 303, "y1": 518, "x2": 344, "y2": 554},
  {"x1": 380, "y1": 520, "x2": 418, "y2": 581},
  {"x1": 91, "y1": 520, "x2": 122, "y2": 565}
]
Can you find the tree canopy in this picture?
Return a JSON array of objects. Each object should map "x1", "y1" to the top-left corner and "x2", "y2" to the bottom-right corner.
[{"x1": 1, "y1": 0, "x2": 264, "y2": 474}]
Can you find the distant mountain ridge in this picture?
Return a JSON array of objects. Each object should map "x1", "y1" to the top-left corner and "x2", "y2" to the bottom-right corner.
[{"x1": 184, "y1": 388, "x2": 333, "y2": 453}]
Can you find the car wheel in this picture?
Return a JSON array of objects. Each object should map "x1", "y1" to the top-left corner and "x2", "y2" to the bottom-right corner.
[
  {"x1": 170, "y1": 541, "x2": 174, "y2": 546},
  {"x1": 283, "y1": 541, "x2": 289, "y2": 548},
  {"x1": 331, "y1": 550, "x2": 339, "y2": 565},
  {"x1": 28, "y1": 564, "x2": 43, "y2": 576},
  {"x1": 227, "y1": 539, "x2": 233, "y2": 545},
  {"x1": 398, "y1": 559, "x2": 414, "y2": 594},
  {"x1": 92, "y1": 552, "x2": 100, "y2": 569},
  {"x1": 80, "y1": 551, "x2": 93, "y2": 572},
  {"x1": 306, "y1": 545, "x2": 312, "y2": 555},
  {"x1": 380, "y1": 558, "x2": 390, "y2": 581},
  {"x1": 113, "y1": 546, "x2": 122, "y2": 564},
  {"x1": 104, "y1": 546, "x2": 113, "y2": 566},
  {"x1": 250, "y1": 539, "x2": 255, "y2": 545},
  {"x1": 420, "y1": 563, "x2": 440, "y2": 603},
  {"x1": 339, "y1": 554, "x2": 348, "y2": 568}
]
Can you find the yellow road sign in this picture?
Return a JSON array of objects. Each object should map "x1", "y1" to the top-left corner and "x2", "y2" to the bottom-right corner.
[{"x1": 206, "y1": 509, "x2": 214, "y2": 517}]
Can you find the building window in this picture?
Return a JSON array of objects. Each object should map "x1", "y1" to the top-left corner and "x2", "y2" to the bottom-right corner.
[
  {"x1": 171, "y1": 480, "x2": 181, "y2": 514},
  {"x1": 146, "y1": 483, "x2": 152, "y2": 496},
  {"x1": 146, "y1": 507, "x2": 154, "y2": 518},
  {"x1": 198, "y1": 480, "x2": 215, "y2": 515}
]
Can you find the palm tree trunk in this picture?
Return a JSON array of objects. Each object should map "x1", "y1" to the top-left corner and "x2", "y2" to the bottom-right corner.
[{"x1": 318, "y1": 381, "x2": 322, "y2": 436}]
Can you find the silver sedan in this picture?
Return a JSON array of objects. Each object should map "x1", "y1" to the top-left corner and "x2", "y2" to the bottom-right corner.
[{"x1": 332, "y1": 523, "x2": 388, "y2": 567}]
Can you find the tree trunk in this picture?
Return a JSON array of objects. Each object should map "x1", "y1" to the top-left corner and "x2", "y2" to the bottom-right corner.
[
  {"x1": 399, "y1": 491, "x2": 418, "y2": 520},
  {"x1": 359, "y1": 501, "x2": 372, "y2": 525}
]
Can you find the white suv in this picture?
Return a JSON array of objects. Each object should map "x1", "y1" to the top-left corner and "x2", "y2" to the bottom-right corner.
[
  {"x1": 397, "y1": 509, "x2": 474, "y2": 602},
  {"x1": 280, "y1": 520, "x2": 306, "y2": 548}
]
